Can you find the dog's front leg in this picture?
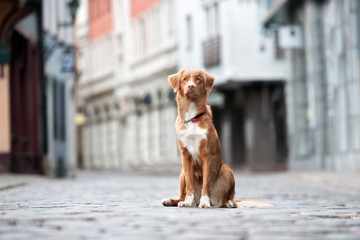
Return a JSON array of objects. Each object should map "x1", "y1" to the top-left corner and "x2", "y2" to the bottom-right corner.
[
  {"x1": 199, "y1": 154, "x2": 211, "y2": 208},
  {"x1": 178, "y1": 150, "x2": 196, "y2": 208}
]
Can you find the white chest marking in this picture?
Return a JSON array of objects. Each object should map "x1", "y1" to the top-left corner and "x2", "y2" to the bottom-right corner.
[{"x1": 178, "y1": 103, "x2": 207, "y2": 163}]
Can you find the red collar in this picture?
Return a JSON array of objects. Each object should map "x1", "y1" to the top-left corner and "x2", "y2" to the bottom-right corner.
[{"x1": 182, "y1": 112, "x2": 206, "y2": 124}]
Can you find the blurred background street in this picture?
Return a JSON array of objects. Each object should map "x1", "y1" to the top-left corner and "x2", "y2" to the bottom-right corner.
[
  {"x1": 1, "y1": 0, "x2": 360, "y2": 175},
  {"x1": 1, "y1": 0, "x2": 360, "y2": 239},
  {"x1": 1, "y1": 171, "x2": 360, "y2": 240}
]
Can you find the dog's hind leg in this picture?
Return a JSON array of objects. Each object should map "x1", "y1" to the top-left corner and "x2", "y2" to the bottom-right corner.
[
  {"x1": 162, "y1": 170, "x2": 186, "y2": 207},
  {"x1": 223, "y1": 180, "x2": 236, "y2": 208},
  {"x1": 210, "y1": 164, "x2": 236, "y2": 208}
]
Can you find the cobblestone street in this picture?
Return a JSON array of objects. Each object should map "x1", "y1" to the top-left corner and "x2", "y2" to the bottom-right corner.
[{"x1": 0, "y1": 171, "x2": 360, "y2": 240}]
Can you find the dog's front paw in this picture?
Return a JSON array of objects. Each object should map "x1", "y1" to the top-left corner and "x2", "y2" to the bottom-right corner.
[
  {"x1": 178, "y1": 194, "x2": 196, "y2": 207},
  {"x1": 198, "y1": 196, "x2": 211, "y2": 208},
  {"x1": 178, "y1": 201, "x2": 195, "y2": 207},
  {"x1": 224, "y1": 200, "x2": 236, "y2": 208}
]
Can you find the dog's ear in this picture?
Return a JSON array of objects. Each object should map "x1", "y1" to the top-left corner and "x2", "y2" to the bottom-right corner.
[
  {"x1": 168, "y1": 73, "x2": 180, "y2": 92},
  {"x1": 168, "y1": 69, "x2": 185, "y2": 92},
  {"x1": 204, "y1": 72, "x2": 215, "y2": 92}
]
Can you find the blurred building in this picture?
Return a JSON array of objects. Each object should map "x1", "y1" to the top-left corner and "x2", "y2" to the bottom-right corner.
[
  {"x1": 76, "y1": 0, "x2": 131, "y2": 169},
  {"x1": 76, "y1": 0, "x2": 179, "y2": 170},
  {"x1": 117, "y1": 0, "x2": 179, "y2": 168},
  {"x1": 76, "y1": 0, "x2": 120, "y2": 169},
  {"x1": 0, "y1": 0, "x2": 43, "y2": 174},
  {"x1": 42, "y1": 0, "x2": 78, "y2": 177},
  {"x1": 263, "y1": 0, "x2": 360, "y2": 172},
  {"x1": 176, "y1": 0, "x2": 288, "y2": 171},
  {"x1": 0, "y1": 0, "x2": 78, "y2": 177},
  {"x1": 75, "y1": 0, "x2": 291, "y2": 171}
]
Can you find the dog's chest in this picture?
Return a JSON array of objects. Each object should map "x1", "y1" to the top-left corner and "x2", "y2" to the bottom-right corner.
[
  {"x1": 178, "y1": 123, "x2": 207, "y2": 162},
  {"x1": 178, "y1": 103, "x2": 207, "y2": 162}
]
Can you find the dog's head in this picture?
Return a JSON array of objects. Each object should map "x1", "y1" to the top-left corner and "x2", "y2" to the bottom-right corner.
[{"x1": 168, "y1": 69, "x2": 214, "y2": 101}]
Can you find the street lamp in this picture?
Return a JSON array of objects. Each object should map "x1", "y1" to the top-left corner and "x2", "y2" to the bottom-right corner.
[
  {"x1": 58, "y1": 0, "x2": 79, "y2": 27},
  {"x1": 68, "y1": 0, "x2": 79, "y2": 23},
  {"x1": 46, "y1": 0, "x2": 80, "y2": 61}
]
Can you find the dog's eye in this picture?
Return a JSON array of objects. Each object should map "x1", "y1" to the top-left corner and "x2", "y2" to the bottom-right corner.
[
  {"x1": 183, "y1": 78, "x2": 187, "y2": 81},
  {"x1": 195, "y1": 77, "x2": 200, "y2": 81}
]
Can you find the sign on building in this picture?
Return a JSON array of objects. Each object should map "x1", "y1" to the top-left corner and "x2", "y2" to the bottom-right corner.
[{"x1": 278, "y1": 25, "x2": 303, "y2": 49}]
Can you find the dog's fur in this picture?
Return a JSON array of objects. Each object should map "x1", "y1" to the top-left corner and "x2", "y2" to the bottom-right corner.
[{"x1": 162, "y1": 69, "x2": 273, "y2": 208}]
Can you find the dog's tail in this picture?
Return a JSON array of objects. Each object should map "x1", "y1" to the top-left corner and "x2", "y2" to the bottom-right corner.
[{"x1": 233, "y1": 199, "x2": 273, "y2": 208}]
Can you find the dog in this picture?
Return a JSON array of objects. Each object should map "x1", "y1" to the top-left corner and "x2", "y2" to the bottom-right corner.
[{"x1": 162, "y1": 69, "x2": 273, "y2": 208}]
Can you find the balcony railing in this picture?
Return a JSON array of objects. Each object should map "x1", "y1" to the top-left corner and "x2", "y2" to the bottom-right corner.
[{"x1": 203, "y1": 35, "x2": 221, "y2": 67}]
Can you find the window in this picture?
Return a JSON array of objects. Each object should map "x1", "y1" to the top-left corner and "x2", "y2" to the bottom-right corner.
[
  {"x1": 214, "y1": 3, "x2": 219, "y2": 35},
  {"x1": 139, "y1": 17, "x2": 146, "y2": 59},
  {"x1": 203, "y1": 2, "x2": 221, "y2": 67},
  {"x1": 358, "y1": 0, "x2": 360, "y2": 59},
  {"x1": 60, "y1": 82, "x2": 66, "y2": 140},
  {"x1": 53, "y1": 79, "x2": 58, "y2": 139},
  {"x1": 151, "y1": 6, "x2": 161, "y2": 51},
  {"x1": 132, "y1": 21, "x2": 138, "y2": 60},
  {"x1": 274, "y1": 30, "x2": 284, "y2": 59},
  {"x1": 206, "y1": 3, "x2": 220, "y2": 38},
  {"x1": 51, "y1": 0, "x2": 58, "y2": 35},
  {"x1": 168, "y1": 0, "x2": 174, "y2": 37},
  {"x1": 186, "y1": 15, "x2": 193, "y2": 50},
  {"x1": 53, "y1": 80, "x2": 66, "y2": 141},
  {"x1": 293, "y1": 49, "x2": 312, "y2": 157}
]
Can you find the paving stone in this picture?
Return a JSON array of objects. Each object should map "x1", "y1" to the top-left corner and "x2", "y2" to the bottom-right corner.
[{"x1": 0, "y1": 171, "x2": 359, "y2": 239}]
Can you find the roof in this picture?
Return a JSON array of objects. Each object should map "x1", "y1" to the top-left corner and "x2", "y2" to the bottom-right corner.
[{"x1": 262, "y1": 0, "x2": 288, "y2": 28}]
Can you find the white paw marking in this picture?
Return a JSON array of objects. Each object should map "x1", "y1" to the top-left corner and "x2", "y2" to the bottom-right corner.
[
  {"x1": 178, "y1": 194, "x2": 195, "y2": 207},
  {"x1": 198, "y1": 195, "x2": 211, "y2": 208},
  {"x1": 225, "y1": 200, "x2": 236, "y2": 208}
]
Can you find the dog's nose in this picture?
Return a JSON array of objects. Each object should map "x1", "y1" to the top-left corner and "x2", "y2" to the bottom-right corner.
[{"x1": 187, "y1": 84, "x2": 195, "y2": 90}]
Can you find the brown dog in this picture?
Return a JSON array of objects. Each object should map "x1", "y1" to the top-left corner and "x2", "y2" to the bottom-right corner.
[{"x1": 162, "y1": 69, "x2": 273, "y2": 208}]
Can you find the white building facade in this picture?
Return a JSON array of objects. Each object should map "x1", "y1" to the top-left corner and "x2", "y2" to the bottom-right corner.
[
  {"x1": 76, "y1": 0, "x2": 179, "y2": 170},
  {"x1": 76, "y1": 0, "x2": 124, "y2": 169},
  {"x1": 176, "y1": 0, "x2": 288, "y2": 171},
  {"x1": 263, "y1": 0, "x2": 360, "y2": 172},
  {"x1": 76, "y1": 0, "x2": 297, "y2": 171},
  {"x1": 116, "y1": 0, "x2": 179, "y2": 169},
  {"x1": 42, "y1": 0, "x2": 78, "y2": 177},
  {"x1": 176, "y1": 0, "x2": 285, "y2": 82}
]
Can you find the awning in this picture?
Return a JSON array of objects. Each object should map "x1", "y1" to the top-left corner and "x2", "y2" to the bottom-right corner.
[
  {"x1": 0, "y1": 0, "x2": 40, "y2": 63},
  {"x1": 262, "y1": 0, "x2": 288, "y2": 28},
  {"x1": 0, "y1": 0, "x2": 39, "y2": 44},
  {"x1": 0, "y1": 44, "x2": 10, "y2": 63}
]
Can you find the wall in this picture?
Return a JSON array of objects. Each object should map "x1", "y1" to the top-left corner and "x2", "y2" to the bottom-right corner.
[
  {"x1": 118, "y1": 0, "x2": 179, "y2": 169},
  {"x1": 176, "y1": 0, "x2": 286, "y2": 84},
  {"x1": 42, "y1": 0, "x2": 77, "y2": 177},
  {"x1": 89, "y1": 0, "x2": 113, "y2": 40},
  {"x1": 282, "y1": 0, "x2": 360, "y2": 172},
  {"x1": 76, "y1": 0, "x2": 123, "y2": 170},
  {"x1": 0, "y1": 64, "x2": 10, "y2": 171},
  {"x1": 175, "y1": 0, "x2": 288, "y2": 169}
]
